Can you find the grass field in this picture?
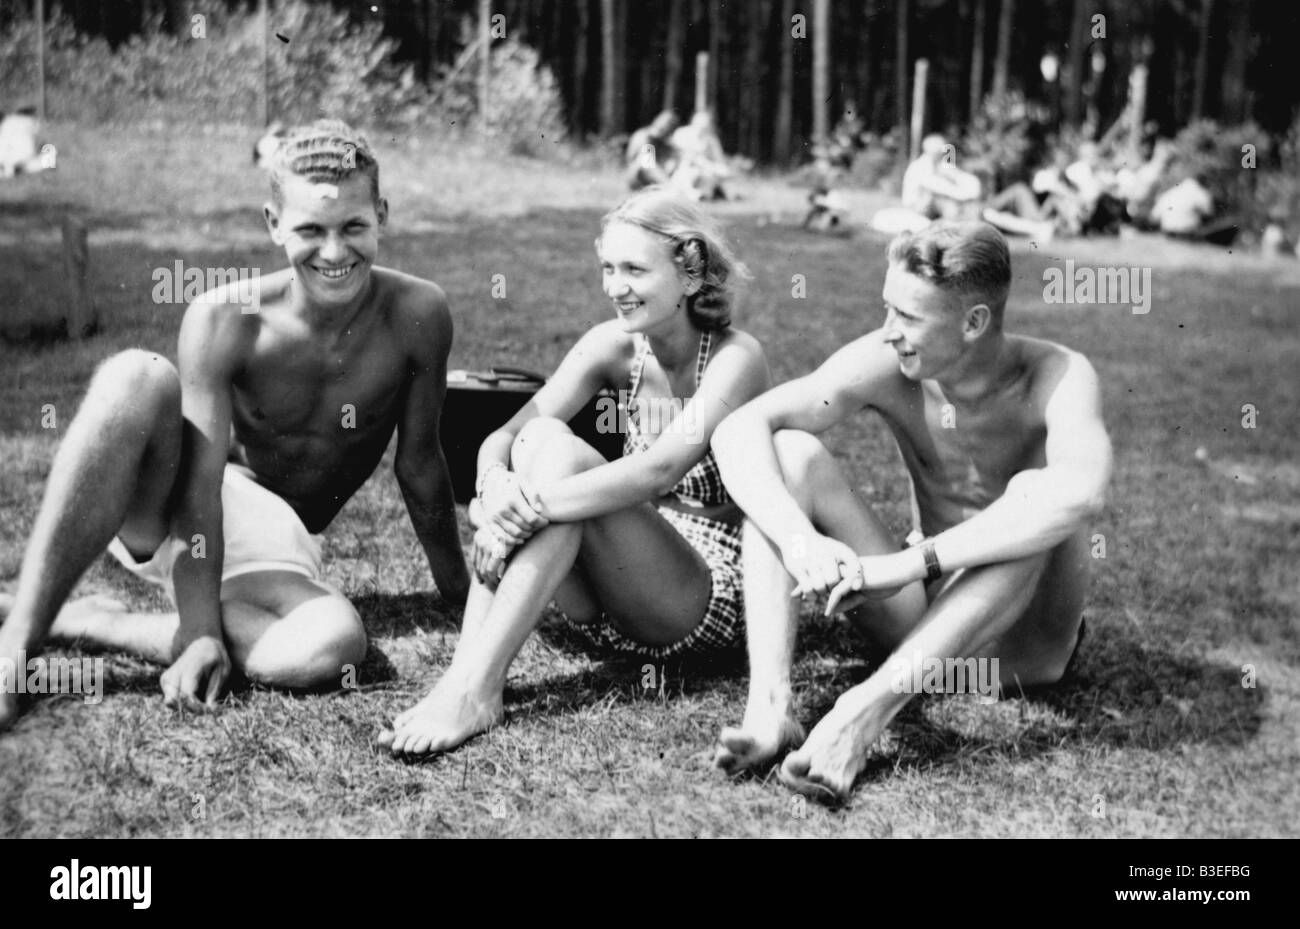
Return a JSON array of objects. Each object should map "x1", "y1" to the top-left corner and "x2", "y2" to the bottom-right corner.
[{"x1": 1, "y1": 124, "x2": 1298, "y2": 837}]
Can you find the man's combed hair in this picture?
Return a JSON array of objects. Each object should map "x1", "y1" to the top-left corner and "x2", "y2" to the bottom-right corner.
[
  {"x1": 887, "y1": 221, "x2": 1011, "y2": 322},
  {"x1": 268, "y1": 119, "x2": 380, "y2": 207},
  {"x1": 600, "y1": 185, "x2": 749, "y2": 331}
]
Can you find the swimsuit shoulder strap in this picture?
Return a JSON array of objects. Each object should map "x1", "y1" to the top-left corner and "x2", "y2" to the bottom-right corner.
[
  {"x1": 628, "y1": 334, "x2": 650, "y2": 398},
  {"x1": 694, "y1": 330, "x2": 712, "y2": 389}
]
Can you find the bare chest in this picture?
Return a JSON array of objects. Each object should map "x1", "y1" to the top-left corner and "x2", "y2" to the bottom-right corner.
[
  {"x1": 232, "y1": 328, "x2": 407, "y2": 450},
  {"x1": 884, "y1": 386, "x2": 1046, "y2": 510}
]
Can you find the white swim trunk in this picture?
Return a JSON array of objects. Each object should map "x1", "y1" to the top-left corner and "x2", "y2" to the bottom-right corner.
[{"x1": 106, "y1": 464, "x2": 324, "y2": 601}]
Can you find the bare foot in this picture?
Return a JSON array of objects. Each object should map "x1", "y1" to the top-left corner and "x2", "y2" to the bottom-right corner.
[
  {"x1": 778, "y1": 687, "x2": 896, "y2": 803},
  {"x1": 49, "y1": 595, "x2": 128, "y2": 641},
  {"x1": 714, "y1": 690, "x2": 805, "y2": 775},
  {"x1": 376, "y1": 675, "x2": 503, "y2": 757}
]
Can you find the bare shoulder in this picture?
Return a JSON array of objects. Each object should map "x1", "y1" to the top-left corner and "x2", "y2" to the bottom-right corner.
[
  {"x1": 711, "y1": 326, "x2": 765, "y2": 363},
  {"x1": 1014, "y1": 335, "x2": 1102, "y2": 411},
  {"x1": 821, "y1": 328, "x2": 909, "y2": 401},
  {"x1": 374, "y1": 266, "x2": 452, "y2": 355},
  {"x1": 705, "y1": 326, "x2": 769, "y2": 386},
  {"x1": 177, "y1": 291, "x2": 258, "y2": 374},
  {"x1": 568, "y1": 318, "x2": 639, "y2": 376}
]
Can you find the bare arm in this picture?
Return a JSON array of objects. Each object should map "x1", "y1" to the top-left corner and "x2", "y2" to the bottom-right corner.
[
  {"x1": 394, "y1": 286, "x2": 471, "y2": 606},
  {"x1": 166, "y1": 301, "x2": 242, "y2": 707},
  {"x1": 830, "y1": 349, "x2": 1113, "y2": 608},
  {"x1": 931, "y1": 351, "x2": 1111, "y2": 571},
  {"x1": 713, "y1": 334, "x2": 892, "y2": 553},
  {"x1": 526, "y1": 329, "x2": 770, "y2": 523},
  {"x1": 472, "y1": 321, "x2": 618, "y2": 505}
]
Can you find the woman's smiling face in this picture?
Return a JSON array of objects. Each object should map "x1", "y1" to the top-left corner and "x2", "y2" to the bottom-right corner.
[{"x1": 597, "y1": 221, "x2": 691, "y2": 333}]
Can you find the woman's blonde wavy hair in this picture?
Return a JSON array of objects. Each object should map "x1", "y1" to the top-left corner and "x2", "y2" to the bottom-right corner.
[{"x1": 598, "y1": 185, "x2": 749, "y2": 331}]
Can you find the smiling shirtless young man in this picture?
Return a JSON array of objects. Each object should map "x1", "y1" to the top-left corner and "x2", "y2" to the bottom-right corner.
[
  {"x1": 711, "y1": 221, "x2": 1112, "y2": 801},
  {"x1": 0, "y1": 120, "x2": 469, "y2": 730}
]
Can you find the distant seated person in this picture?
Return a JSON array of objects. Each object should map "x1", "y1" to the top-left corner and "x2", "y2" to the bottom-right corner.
[
  {"x1": 1064, "y1": 142, "x2": 1127, "y2": 235},
  {"x1": 980, "y1": 179, "x2": 1056, "y2": 242},
  {"x1": 902, "y1": 134, "x2": 982, "y2": 220},
  {"x1": 872, "y1": 134, "x2": 981, "y2": 235},
  {"x1": 802, "y1": 180, "x2": 851, "y2": 235},
  {"x1": 1150, "y1": 173, "x2": 1238, "y2": 246},
  {"x1": 626, "y1": 111, "x2": 681, "y2": 190},
  {"x1": 0, "y1": 106, "x2": 54, "y2": 177},
  {"x1": 670, "y1": 110, "x2": 733, "y2": 201},
  {"x1": 1115, "y1": 139, "x2": 1176, "y2": 223}
]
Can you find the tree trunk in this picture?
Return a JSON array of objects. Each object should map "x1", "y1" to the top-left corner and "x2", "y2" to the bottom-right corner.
[
  {"x1": 896, "y1": 0, "x2": 908, "y2": 159},
  {"x1": 1064, "y1": 0, "x2": 1087, "y2": 126},
  {"x1": 858, "y1": 0, "x2": 875, "y2": 122},
  {"x1": 573, "y1": 0, "x2": 589, "y2": 131},
  {"x1": 739, "y1": 0, "x2": 771, "y2": 158},
  {"x1": 600, "y1": 0, "x2": 625, "y2": 135},
  {"x1": 707, "y1": 0, "x2": 721, "y2": 115},
  {"x1": 969, "y1": 0, "x2": 984, "y2": 118},
  {"x1": 991, "y1": 0, "x2": 1013, "y2": 97},
  {"x1": 812, "y1": 0, "x2": 829, "y2": 144},
  {"x1": 479, "y1": 0, "x2": 490, "y2": 134},
  {"x1": 774, "y1": 0, "x2": 794, "y2": 163},
  {"x1": 663, "y1": 0, "x2": 684, "y2": 113},
  {"x1": 1219, "y1": 0, "x2": 1252, "y2": 122},
  {"x1": 1191, "y1": 0, "x2": 1214, "y2": 120}
]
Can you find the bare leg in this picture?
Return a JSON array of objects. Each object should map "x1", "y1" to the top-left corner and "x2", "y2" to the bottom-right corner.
[
  {"x1": 0, "y1": 350, "x2": 181, "y2": 730},
  {"x1": 45, "y1": 571, "x2": 366, "y2": 689},
  {"x1": 779, "y1": 531, "x2": 1089, "y2": 801},
  {"x1": 380, "y1": 418, "x2": 715, "y2": 757},
  {"x1": 715, "y1": 430, "x2": 927, "y2": 774}
]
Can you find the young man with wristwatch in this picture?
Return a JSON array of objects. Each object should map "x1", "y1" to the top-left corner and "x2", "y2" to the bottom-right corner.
[{"x1": 710, "y1": 221, "x2": 1112, "y2": 802}]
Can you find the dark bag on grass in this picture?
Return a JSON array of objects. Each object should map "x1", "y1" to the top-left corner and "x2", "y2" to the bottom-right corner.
[{"x1": 441, "y1": 367, "x2": 620, "y2": 503}]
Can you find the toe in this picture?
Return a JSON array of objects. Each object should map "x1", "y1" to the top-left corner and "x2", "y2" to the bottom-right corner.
[
  {"x1": 779, "y1": 769, "x2": 842, "y2": 804},
  {"x1": 717, "y1": 727, "x2": 754, "y2": 762},
  {"x1": 781, "y1": 750, "x2": 810, "y2": 780},
  {"x1": 375, "y1": 728, "x2": 395, "y2": 749}
]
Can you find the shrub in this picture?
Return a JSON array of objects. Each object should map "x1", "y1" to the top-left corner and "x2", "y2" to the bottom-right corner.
[
  {"x1": 428, "y1": 20, "x2": 568, "y2": 158},
  {"x1": 960, "y1": 91, "x2": 1052, "y2": 190},
  {"x1": 1164, "y1": 119, "x2": 1268, "y2": 221},
  {"x1": 0, "y1": 2, "x2": 428, "y2": 129}
]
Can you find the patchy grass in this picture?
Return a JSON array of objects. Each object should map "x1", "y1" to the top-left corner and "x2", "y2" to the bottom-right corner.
[{"x1": 1, "y1": 128, "x2": 1298, "y2": 837}]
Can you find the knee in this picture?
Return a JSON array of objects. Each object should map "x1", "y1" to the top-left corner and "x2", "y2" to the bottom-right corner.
[
  {"x1": 510, "y1": 417, "x2": 573, "y2": 476},
  {"x1": 246, "y1": 597, "x2": 367, "y2": 690},
  {"x1": 299, "y1": 598, "x2": 367, "y2": 688},
  {"x1": 512, "y1": 419, "x2": 603, "y2": 483},
  {"x1": 772, "y1": 430, "x2": 836, "y2": 504},
  {"x1": 89, "y1": 350, "x2": 180, "y2": 419}
]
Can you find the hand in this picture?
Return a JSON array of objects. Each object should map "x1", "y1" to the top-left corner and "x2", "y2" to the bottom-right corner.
[
  {"x1": 784, "y1": 532, "x2": 862, "y2": 603},
  {"x1": 160, "y1": 634, "x2": 230, "y2": 712},
  {"x1": 825, "y1": 551, "x2": 921, "y2": 615},
  {"x1": 479, "y1": 468, "x2": 548, "y2": 544},
  {"x1": 471, "y1": 524, "x2": 515, "y2": 588}
]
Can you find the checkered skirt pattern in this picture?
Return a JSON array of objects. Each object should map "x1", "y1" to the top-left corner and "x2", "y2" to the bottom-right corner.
[{"x1": 567, "y1": 505, "x2": 745, "y2": 660}]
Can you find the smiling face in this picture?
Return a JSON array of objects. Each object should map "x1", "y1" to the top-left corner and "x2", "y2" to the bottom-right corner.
[
  {"x1": 597, "y1": 221, "x2": 694, "y2": 333},
  {"x1": 265, "y1": 173, "x2": 387, "y2": 309},
  {"x1": 880, "y1": 263, "x2": 972, "y2": 380}
]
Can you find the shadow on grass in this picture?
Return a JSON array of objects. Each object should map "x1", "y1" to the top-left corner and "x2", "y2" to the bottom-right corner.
[{"x1": 791, "y1": 615, "x2": 1266, "y2": 783}]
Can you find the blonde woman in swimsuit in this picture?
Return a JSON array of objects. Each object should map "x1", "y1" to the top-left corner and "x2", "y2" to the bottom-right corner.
[{"x1": 379, "y1": 186, "x2": 769, "y2": 757}]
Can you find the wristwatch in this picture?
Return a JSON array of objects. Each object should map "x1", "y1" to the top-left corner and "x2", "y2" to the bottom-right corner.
[{"x1": 919, "y1": 538, "x2": 942, "y2": 582}]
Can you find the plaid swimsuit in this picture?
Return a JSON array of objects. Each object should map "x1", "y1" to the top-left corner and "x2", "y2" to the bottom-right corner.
[{"x1": 570, "y1": 330, "x2": 746, "y2": 659}]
